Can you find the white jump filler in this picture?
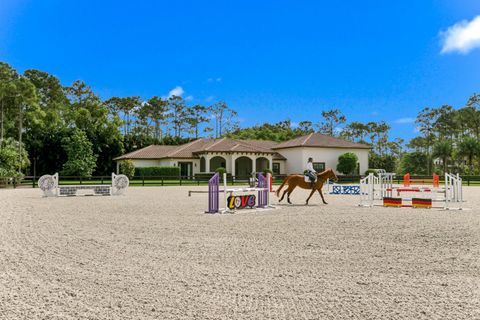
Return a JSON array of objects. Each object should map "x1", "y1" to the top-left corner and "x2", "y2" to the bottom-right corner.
[{"x1": 38, "y1": 173, "x2": 129, "y2": 197}]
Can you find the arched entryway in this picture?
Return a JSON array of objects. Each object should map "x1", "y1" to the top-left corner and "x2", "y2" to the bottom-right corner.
[
  {"x1": 256, "y1": 157, "x2": 269, "y2": 172},
  {"x1": 235, "y1": 156, "x2": 253, "y2": 178},
  {"x1": 210, "y1": 156, "x2": 226, "y2": 171}
]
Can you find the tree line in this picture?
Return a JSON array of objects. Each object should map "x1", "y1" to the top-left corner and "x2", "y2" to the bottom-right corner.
[
  {"x1": 227, "y1": 99, "x2": 480, "y2": 175},
  {"x1": 405, "y1": 100, "x2": 480, "y2": 175},
  {"x1": 0, "y1": 61, "x2": 479, "y2": 177},
  {"x1": 0, "y1": 62, "x2": 237, "y2": 177}
]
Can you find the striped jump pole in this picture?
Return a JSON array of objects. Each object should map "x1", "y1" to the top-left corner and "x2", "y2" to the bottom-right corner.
[
  {"x1": 257, "y1": 173, "x2": 269, "y2": 208},
  {"x1": 206, "y1": 172, "x2": 220, "y2": 213}
]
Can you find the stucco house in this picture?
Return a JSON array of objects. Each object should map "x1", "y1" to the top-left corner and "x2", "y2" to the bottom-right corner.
[{"x1": 114, "y1": 133, "x2": 371, "y2": 176}]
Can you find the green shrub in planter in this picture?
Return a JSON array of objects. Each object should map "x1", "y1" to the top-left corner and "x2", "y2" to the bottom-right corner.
[
  {"x1": 215, "y1": 167, "x2": 226, "y2": 176},
  {"x1": 120, "y1": 160, "x2": 135, "y2": 178},
  {"x1": 337, "y1": 152, "x2": 358, "y2": 175},
  {"x1": 364, "y1": 169, "x2": 377, "y2": 176},
  {"x1": 263, "y1": 168, "x2": 273, "y2": 176}
]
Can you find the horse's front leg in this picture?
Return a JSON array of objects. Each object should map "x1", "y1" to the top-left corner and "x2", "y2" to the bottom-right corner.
[
  {"x1": 318, "y1": 187, "x2": 328, "y2": 204},
  {"x1": 279, "y1": 189, "x2": 288, "y2": 202},
  {"x1": 306, "y1": 189, "x2": 316, "y2": 205}
]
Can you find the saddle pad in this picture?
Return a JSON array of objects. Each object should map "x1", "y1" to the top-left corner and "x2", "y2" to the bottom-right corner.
[{"x1": 304, "y1": 176, "x2": 317, "y2": 183}]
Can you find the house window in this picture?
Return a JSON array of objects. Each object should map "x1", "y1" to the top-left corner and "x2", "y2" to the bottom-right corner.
[
  {"x1": 272, "y1": 162, "x2": 280, "y2": 175},
  {"x1": 313, "y1": 162, "x2": 325, "y2": 172}
]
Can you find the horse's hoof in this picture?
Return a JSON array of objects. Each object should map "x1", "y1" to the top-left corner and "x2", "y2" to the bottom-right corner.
[
  {"x1": 323, "y1": 202, "x2": 328, "y2": 205},
  {"x1": 287, "y1": 200, "x2": 292, "y2": 204}
]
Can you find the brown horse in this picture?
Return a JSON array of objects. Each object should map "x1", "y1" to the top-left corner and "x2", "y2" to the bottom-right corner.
[{"x1": 276, "y1": 169, "x2": 338, "y2": 205}]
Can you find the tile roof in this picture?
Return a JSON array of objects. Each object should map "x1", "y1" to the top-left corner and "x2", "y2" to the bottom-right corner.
[
  {"x1": 113, "y1": 145, "x2": 180, "y2": 160},
  {"x1": 202, "y1": 138, "x2": 274, "y2": 153},
  {"x1": 114, "y1": 138, "x2": 284, "y2": 160},
  {"x1": 114, "y1": 134, "x2": 367, "y2": 161},
  {"x1": 272, "y1": 133, "x2": 371, "y2": 149}
]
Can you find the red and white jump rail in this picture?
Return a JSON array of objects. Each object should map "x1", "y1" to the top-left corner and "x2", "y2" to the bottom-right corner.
[{"x1": 403, "y1": 173, "x2": 440, "y2": 188}]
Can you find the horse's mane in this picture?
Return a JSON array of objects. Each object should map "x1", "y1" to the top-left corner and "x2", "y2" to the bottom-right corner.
[{"x1": 316, "y1": 168, "x2": 333, "y2": 177}]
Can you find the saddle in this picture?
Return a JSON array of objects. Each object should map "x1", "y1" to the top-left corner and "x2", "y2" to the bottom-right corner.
[{"x1": 304, "y1": 174, "x2": 317, "y2": 183}]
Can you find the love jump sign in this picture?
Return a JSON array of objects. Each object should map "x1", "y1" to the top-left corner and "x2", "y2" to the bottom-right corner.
[{"x1": 227, "y1": 194, "x2": 256, "y2": 210}]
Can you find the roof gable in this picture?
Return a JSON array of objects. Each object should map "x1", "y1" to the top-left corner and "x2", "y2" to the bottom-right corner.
[{"x1": 272, "y1": 133, "x2": 371, "y2": 149}]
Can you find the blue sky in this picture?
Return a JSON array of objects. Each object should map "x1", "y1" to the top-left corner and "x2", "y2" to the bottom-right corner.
[{"x1": 1, "y1": 0, "x2": 480, "y2": 141}]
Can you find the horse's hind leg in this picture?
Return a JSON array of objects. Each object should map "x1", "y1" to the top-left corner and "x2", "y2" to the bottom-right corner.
[
  {"x1": 279, "y1": 189, "x2": 288, "y2": 202},
  {"x1": 287, "y1": 186, "x2": 294, "y2": 204},
  {"x1": 306, "y1": 189, "x2": 316, "y2": 205},
  {"x1": 318, "y1": 189, "x2": 328, "y2": 204}
]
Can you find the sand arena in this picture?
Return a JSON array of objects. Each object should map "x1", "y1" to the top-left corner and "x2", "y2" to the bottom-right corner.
[{"x1": 0, "y1": 186, "x2": 479, "y2": 319}]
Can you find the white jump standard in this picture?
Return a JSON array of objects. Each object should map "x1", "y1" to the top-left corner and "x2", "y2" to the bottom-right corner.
[
  {"x1": 359, "y1": 172, "x2": 463, "y2": 210},
  {"x1": 38, "y1": 173, "x2": 129, "y2": 197}
]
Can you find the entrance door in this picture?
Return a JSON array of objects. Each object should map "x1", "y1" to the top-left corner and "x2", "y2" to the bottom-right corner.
[{"x1": 178, "y1": 162, "x2": 193, "y2": 178}]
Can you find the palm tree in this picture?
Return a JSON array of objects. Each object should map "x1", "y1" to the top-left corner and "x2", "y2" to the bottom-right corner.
[
  {"x1": 432, "y1": 140, "x2": 452, "y2": 174},
  {"x1": 458, "y1": 137, "x2": 480, "y2": 174}
]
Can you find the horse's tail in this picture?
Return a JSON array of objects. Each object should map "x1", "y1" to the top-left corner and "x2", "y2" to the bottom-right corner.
[{"x1": 276, "y1": 176, "x2": 289, "y2": 197}]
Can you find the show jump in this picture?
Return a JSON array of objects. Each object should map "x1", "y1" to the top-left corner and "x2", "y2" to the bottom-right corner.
[
  {"x1": 359, "y1": 172, "x2": 463, "y2": 210},
  {"x1": 188, "y1": 172, "x2": 274, "y2": 214},
  {"x1": 38, "y1": 173, "x2": 129, "y2": 197}
]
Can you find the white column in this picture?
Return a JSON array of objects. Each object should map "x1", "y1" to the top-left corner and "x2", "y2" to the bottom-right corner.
[
  {"x1": 205, "y1": 154, "x2": 211, "y2": 172},
  {"x1": 231, "y1": 155, "x2": 236, "y2": 177},
  {"x1": 225, "y1": 154, "x2": 231, "y2": 173},
  {"x1": 268, "y1": 156, "x2": 273, "y2": 170},
  {"x1": 252, "y1": 156, "x2": 256, "y2": 174},
  {"x1": 116, "y1": 161, "x2": 120, "y2": 174}
]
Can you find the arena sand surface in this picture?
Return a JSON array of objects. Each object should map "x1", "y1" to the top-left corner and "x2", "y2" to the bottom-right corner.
[{"x1": 0, "y1": 186, "x2": 479, "y2": 320}]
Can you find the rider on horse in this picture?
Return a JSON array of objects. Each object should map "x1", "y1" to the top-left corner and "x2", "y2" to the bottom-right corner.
[{"x1": 305, "y1": 157, "x2": 316, "y2": 188}]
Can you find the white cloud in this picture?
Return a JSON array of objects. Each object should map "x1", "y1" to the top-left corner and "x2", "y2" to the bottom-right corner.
[
  {"x1": 395, "y1": 117, "x2": 416, "y2": 124},
  {"x1": 205, "y1": 95, "x2": 215, "y2": 102},
  {"x1": 207, "y1": 77, "x2": 222, "y2": 83},
  {"x1": 185, "y1": 95, "x2": 193, "y2": 101},
  {"x1": 441, "y1": 15, "x2": 480, "y2": 54},
  {"x1": 168, "y1": 86, "x2": 184, "y2": 97}
]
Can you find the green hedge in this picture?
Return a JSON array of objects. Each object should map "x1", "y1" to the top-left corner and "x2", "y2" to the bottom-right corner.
[{"x1": 135, "y1": 166, "x2": 180, "y2": 177}]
